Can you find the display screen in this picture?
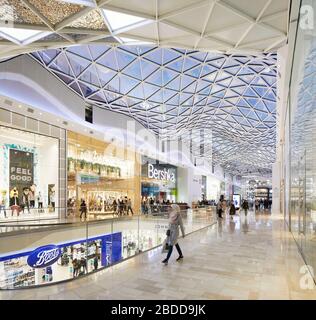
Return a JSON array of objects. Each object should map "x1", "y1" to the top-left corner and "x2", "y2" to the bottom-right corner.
[
  {"x1": 9, "y1": 149, "x2": 34, "y2": 197},
  {"x1": 233, "y1": 194, "x2": 241, "y2": 209}
]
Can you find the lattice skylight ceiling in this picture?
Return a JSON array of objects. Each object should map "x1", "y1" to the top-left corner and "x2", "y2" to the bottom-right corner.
[
  {"x1": 31, "y1": 45, "x2": 277, "y2": 176},
  {"x1": 0, "y1": 0, "x2": 289, "y2": 60}
]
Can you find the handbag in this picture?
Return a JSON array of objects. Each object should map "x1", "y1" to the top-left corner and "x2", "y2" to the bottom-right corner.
[{"x1": 161, "y1": 238, "x2": 171, "y2": 253}]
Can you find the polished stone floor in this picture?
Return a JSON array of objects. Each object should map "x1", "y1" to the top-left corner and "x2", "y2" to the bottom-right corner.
[{"x1": 1, "y1": 211, "x2": 316, "y2": 300}]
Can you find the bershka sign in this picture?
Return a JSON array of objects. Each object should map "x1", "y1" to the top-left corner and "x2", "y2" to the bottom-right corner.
[
  {"x1": 27, "y1": 245, "x2": 61, "y2": 268},
  {"x1": 148, "y1": 163, "x2": 176, "y2": 182}
]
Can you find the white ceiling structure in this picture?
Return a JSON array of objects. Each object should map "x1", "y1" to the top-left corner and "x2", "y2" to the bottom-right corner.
[
  {"x1": 0, "y1": 0, "x2": 289, "y2": 59},
  {"x1": 0, "y1": 0, "x2": 290, "y2": 177},
  {"x1": 32, "y1": 45, "x2": 277, "y2": 176}
]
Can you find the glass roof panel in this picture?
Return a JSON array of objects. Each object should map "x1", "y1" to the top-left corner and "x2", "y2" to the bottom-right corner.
[{"x1": 32, "y1": 46, "x2": 277, "y2": 176}]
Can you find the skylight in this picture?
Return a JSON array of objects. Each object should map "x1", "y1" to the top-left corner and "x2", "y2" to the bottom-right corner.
[
  {"x1": 103, "y1": 9, "x2": 151, "y2": 33},
  {"x1": 0, "y1": 27, "x2": 48, "y2": 44}
]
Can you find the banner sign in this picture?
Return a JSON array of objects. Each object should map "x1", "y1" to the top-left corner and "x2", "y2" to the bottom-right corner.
[{"x1": 9, "y1": 149, "x2": 34, "y2": 196}]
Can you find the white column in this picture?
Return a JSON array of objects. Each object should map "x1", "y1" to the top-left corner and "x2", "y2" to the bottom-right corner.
[{"x1": 272, "y1": 161, "x2": 281, "y2": 215}]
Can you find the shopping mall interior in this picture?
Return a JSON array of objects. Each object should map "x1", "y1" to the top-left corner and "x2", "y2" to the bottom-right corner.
[{"x1": 0, "y1": 0, "x2": 315, "y2": 301}]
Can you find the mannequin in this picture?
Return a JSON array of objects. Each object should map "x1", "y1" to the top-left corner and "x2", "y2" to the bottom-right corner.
[
  {"x1": 29, "y1": 184, "x2": 36, "y2": 208},
  {"x1": 0, "y1": 191, "x2": 7, "y2": 218},
  {"x1": 22, "y1": 187, "x2": 31, "y2": 214},
  {"x1": 37, "y1": 191, "x2": 43, "y2": 213},
  {"x1": 10, "y1": 187, "x2": 19, "y2": 217},
  {"x1": 50, "y1": 187, "x2": 55, "y2": 212}
]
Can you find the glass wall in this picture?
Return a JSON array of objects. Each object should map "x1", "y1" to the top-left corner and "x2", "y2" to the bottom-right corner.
[
  {"x1": 287, "y1": 0, "x2": 316, "y2": 275},
  {"x1": 0, "y1": 126, "x2": 59, "y2": 221},
  {"x1": 67, "y1": 131, "x2": 141, "y2": 217}
]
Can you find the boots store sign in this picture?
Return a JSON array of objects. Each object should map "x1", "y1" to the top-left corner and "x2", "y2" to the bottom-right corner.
[{"x1": 27, "y1": 245, "x2": 61, "y2": 268}]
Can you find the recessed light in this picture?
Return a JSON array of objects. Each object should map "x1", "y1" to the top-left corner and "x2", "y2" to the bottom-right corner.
[{"x1": 18, "y1": 105, "x2": 22, "y2": 108}]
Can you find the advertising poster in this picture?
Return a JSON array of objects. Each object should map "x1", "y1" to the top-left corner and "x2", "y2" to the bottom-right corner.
[
  {"x1": 101, "y1": 232, "x2": 122, "y2": 267},
  {"x1": 233, "y1": 194, "x2": 241, "y2": 209},
  {"x1": 9, "y1": 149, "x2": 34, "y2": 197}
]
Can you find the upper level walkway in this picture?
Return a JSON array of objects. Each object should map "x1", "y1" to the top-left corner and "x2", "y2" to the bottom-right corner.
[{"x1": 1, "y1": 211, "x2": 316, "y2": 300}]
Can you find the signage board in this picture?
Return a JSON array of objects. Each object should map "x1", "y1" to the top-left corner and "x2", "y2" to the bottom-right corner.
[
  {"x1": 9, "y1": 149, "x2": 34, "y2": 196},
  {"x1": 27, "y1": 245, "x2": 61, "y2": 268},
  {"x1": 233, "y1": 194, "x2": 241, "y2": 209}
]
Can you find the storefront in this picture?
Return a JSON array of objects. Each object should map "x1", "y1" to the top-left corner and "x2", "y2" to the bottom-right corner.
[
  {"x1": 141, "y1": 156, "x2": 177, "y2": 203},
  {"x1": 67, "y1": 131, "x2": 141, "y2": 216},
  {"x1": 0, "y1": 232, "x2": 122, "y2": 289},
  {"x1": 255, "y1": 187, "x2": 271, "y2": 201},
  {"x1": 0, "y1": 123, "x2": 64, "y2": 221}
]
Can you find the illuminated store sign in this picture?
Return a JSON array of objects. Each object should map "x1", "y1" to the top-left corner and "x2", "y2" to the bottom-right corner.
[
  {"x1": 27, "y1": 245, "x2": 61, "y2": 268},
  {"x1": 148, "y1": 163, "x2": 176, "y2": 182}
]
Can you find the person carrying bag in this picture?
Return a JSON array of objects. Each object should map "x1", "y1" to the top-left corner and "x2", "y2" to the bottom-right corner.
[{"x1": 162, "y1": 204, "x2": 185, "y2": 265}]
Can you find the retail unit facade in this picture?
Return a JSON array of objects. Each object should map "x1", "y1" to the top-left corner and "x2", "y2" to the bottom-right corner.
[
  {"x1": 140, "y1": 155, "x2": 178, "y2": 203},
  {"x1": 67, "y1": 131, "x2": 141, "y2": 216},
  {"x1": 0, "y1": 107, "x2": 67, "y2": 221}
]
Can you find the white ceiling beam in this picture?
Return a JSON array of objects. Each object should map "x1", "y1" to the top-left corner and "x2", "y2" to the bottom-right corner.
[
  {"x1": 54, "y1": 7, "x2": 95, "y2": 31},
  {"x1": 20, "y1": 0, "x2": 54, "y2": 30},
  {"x1": 217, "y1": 1, "x2": 286, "y2": 37},
  {"x1": 155, "y1": 0, "x2": 160, "y2": 45},
  {"x1": 60, "y1": 28, "x2": 108, "y2": 35},
  {"x1": 264, "y1": 37, "x2": 287, "y2": 52},
  {"x1": 234, "y1": 0, "x2": 272, "y2": 49},
  {"x1": 162, "y1": 20, "x2": 234, "y2": 49},
  {"x1": 194, "y1": 0, "x2": 217, "y2": 49},
  {"x1": 260, "y1": 10, "x2": 288, "y2": 22},
  {"x1": 158, "y1": 0, "x2": 211, "y2": 21},
  {"x1": 205, "y1": 22, "x2": 250, "y2": 37},
  {"x1": 20, "y1": 0, "x2": 75, "y2": 43},
  {"x1": 237, "y1": 35, "x2": 286, "y2": 49},
  {"x1": 75, "y1": 32, "x2": 112, "y2": 44},
  {"x1": 113, "y1": 33, "x2": 155, "y2": 44},
  {"x1": 99, "y1": 4, "x2": 155, "y2": 20}
]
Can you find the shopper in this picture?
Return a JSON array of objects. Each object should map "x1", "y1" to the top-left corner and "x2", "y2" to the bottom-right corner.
[
  {"x1": 93, "y1": 255, "x2": 98, "y2": 271},
  {"x1": 229, "y1": 201, "x2": 236, "y2": 219},
  {"x1": 72, "y1": 259, "x2": 79, "y2": 277},
  {"x1": 127, "y1": 198, "x2": 134, "y2": 216},
  {"x1": 162, "y1": 204, "x2": 185, "y2": 265},
  {"x1": 241, "y1": 199, "x2": 249, "y2": 216},
  {"x1": 217, "y1": 195, "x2": 224, "y2": 219},
  {"x1": 118, "y1": 199, "x2": 124, "y2": 216},
  {"x1": 37, "y1": 192, "x2": 43, "y2": 213},
  {"x1": 79, "y1": 199, "x2": 87, "y2": 220},
  {"x1": 50, "y1": 191, "x2": 55, "y2": 212},
  {"x1": 112, "y1": 199, "x2": 118, "y2": 215},
  {"x1": 255, "y1": 199, "x2": 259, "y2": 211}
]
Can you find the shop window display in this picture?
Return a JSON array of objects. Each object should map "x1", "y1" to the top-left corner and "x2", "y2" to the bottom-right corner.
[
  {"x1": 67, "y1": 131, "x2": 140, "y2": 217},
  {"x1": 0, "y1": 126, "x2": 59, "y2": 221},
  {"x1": 0, "y1": 232, "x2": 122, "y2": 289}
]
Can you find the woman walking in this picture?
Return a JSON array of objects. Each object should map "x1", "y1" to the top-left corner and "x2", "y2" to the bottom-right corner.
[
  {"x1": 162, "y1": 204, "x2": 185, "y2": 265},
  {"x1": 229, "y1": 201, "x2": 236, "y2": 219}
]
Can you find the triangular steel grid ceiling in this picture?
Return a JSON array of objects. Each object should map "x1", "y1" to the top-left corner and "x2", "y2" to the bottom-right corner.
[{"x1": 31, "y1": 45, "x2": 277, "y2": 176}]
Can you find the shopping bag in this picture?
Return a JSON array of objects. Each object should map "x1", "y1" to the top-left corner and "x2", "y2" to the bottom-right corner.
[{"x1": 161, "y1": 238, "x2": 171, "y2": 253}]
